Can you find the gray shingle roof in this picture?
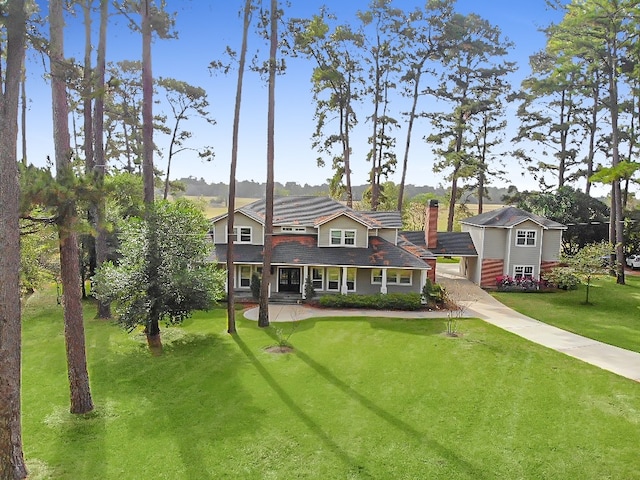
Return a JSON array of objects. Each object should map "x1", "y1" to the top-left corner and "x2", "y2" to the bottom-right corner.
[
  {"x1": 212, "y1": 234, "x2": 430, "y2": 269},
  {"x1": 212, "y1": 196, "x2": 402, "y2": 229},
  {"x1": 400, "y1": 231, "x2": 478, "y2": 257},
  {"x1": 460, "y1": 206, "x2": 566, "y2": 229}
]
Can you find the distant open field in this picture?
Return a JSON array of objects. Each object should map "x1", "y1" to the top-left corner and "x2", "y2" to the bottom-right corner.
[{"x1": 181, "y1": 196, "x2": 258, "y2": 218}]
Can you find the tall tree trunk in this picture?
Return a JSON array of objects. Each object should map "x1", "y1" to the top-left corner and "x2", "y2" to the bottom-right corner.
[
  {"x1": 0, "y1": 0, "x2": 28, "y2": 477},
  {"x1": 94, "y1": 0, "x2": 111, "y2": 318},
  {"x1": 258, "y1": 0, "x2": 278, "y2": 328},
  {"x1": 141, "y1": 0, "x2": 162, "y2": 349},
  {"x1": 82, "y1": 0, "x2": 97, "y2": 301},
  {"x1": 20, "y1": 72, "x2": 27, "y2": 166},
  {"x1": 142, "y1": 0, "x2": 154, "y2": 206},
  {"x1": 607, "y1": 45, "x2": 624, "y2": 285},
  {"x1": 226, "y1": 0, "x2": 252, "y2": 334},
  {"x1": 398, "y1": 70, "x2": 422, "y2": 211},
  {"x1": 51, "y1": 0, "x2": 95, "y2": 414}
]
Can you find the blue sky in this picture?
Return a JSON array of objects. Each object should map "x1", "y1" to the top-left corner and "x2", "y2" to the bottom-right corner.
[{"x1": 26, "y1": 0, "x2": 566, "y2": 194}]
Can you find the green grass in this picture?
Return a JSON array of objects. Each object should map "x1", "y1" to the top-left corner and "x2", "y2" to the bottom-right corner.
[
  {"x1": 22, "y1": 287, "x2": 640, "y2": 479},
  {"x1": 492, "y1": 274, "x2": 640, "y2": 353}
]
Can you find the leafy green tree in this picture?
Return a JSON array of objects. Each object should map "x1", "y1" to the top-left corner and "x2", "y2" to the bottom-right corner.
[
  {"x1": 93, "y1": 199, "x2": 225, "y2": 350},
  {"x1": 0, "y1": 0, "x2": 28, "y2": 476},
  {"x1": 512, "y1": 49, "x2": 582, "y2": 189},
  {"x1": 503, "y1": 185, "x2": 609, "y2": 255},
  {"x1": 547, "y1": 0, "x2": 640, "y2": 284},
  {"x1": 358, "y1": 0, "x2": 406, "y2": 210},
  {"x1": 565, "y1": 242, "x2": 613, "y2": 304},
  {"x1": 291, "y1": 12, "x2": 364, "y2": 207},
  {"x1": 426, "y1": 12, "x2": 513, "y2": 231},
  {"x1": 50, "y1": 0, "x2": 95, "y2": 415},
  {"x1": 396, "y1": 0, "x2": 453, "y2": 210},
  {"x1": 156, "y1": 77, "x2": 215, "y2": 199}
]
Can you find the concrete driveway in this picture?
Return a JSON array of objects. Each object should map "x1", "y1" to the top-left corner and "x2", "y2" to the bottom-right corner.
[{"x1": 244, "y1": 263, "x2": 640, "y2": 382}]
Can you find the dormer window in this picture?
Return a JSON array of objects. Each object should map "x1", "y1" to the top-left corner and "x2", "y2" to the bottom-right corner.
[
  {"x1": 233, "y1": 226, "x2": 252, "y2": 243},
  {"x1": 330, "y1": 229, "x2": 356, "y2": 246},
  {"x1": 515, "y1": 230, "x2": 536, "y2": 247}
]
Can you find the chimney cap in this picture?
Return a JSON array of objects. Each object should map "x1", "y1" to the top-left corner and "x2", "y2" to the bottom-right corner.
[{"x1": 428, "y1": 199, "x2": 439, "y2": 207}]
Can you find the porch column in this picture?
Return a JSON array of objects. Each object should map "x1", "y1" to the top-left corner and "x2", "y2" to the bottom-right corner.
[
  {"x1": 268, "y1": 281, "x2": 272, "y2": 298},
  {"x1": 302, "y1": 265, "x2": 309, "y2": 299},
  {"x1": 341, "y1": 266, "x2": 348, "y2": 294},
  {"x1": 420, "y1": 269, "x2": 428, "y2": 289},
  {"x1": 381, "y1": 268, "x2": 388, "y2": 294}
]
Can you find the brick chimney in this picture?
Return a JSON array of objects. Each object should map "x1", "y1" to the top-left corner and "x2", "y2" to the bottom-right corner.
[{"x1": 424, "y1": 199, "x2": 438, "y2": 249}]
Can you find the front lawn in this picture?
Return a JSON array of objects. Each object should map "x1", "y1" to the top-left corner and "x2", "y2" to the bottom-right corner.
[
  {"x1": 492, "y1": 274, "x2": 640, "y2": 353},
  {"x1": 21, "y1": 288, "x2": 640, "y2": 479}
]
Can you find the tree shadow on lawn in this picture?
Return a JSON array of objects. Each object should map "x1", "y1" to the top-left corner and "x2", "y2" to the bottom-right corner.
[
  {"x1": 282, "y1": 315, "x2": 465, "y2": 338},
  {"x1": 72, "y1": 326, "x2": 262, "y2": 479},
  {"x1": 232, "y1": 334, "x2": 372, "y2": 478},
  {"x1": 256, "y1": 327, "x2": 489, "y2": 479}
]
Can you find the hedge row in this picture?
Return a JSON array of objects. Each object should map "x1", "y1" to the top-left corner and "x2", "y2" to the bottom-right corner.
[{"x1": 318, "y1": 292, "x2": 423, "y2": 311}]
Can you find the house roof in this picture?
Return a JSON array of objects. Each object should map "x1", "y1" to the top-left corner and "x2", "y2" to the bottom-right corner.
[
  {"x1": 400, "y1": 231, "x2": 478, "y2": 257},
  {"x1": 211, "y1": 196, "x2": 402, "y2": 229},
  {"x1": 460, "y1": 206, "x2": 566, "y2": 229},
  {"x1": 212, "y1": 234, "x2": 430, "y2": 269}
]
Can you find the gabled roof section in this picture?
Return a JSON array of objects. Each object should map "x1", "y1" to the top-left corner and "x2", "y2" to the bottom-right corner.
[
  {"x1": 460, "y1": 206, "x2": 566, "y2": 229},
  {"x1": 215, "y1": 196, "x2": 403, "y2": 229}
]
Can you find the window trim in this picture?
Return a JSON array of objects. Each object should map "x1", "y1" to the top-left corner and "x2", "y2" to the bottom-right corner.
[
  {"x1": 326, "y1": 267, "x2": 341, "y2": 291},
  {"x1": 371, "y1": 268, "x2": 413, "y2": 286},
  {"x1": 513, "y1": 265, "x2": 534, "y2": 279},
  {"x1": 329, "y1": 228, "x2": 357, "y2": 246},
  {"x1": 515, "y1": 229, "x2": 536, "y2": 247},
  {"x1": 311, "y1": 267, "x2": 324, "y2": 291},
  {"x1": 238, "y1": 265, "x2": 252, "y2": 288},
  {"x1": 233, "y1": 226, "x2": 252, "y2": 244}
]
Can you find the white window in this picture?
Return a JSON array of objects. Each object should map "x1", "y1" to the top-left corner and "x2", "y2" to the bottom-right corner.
[
  {"x1": 239, "y1": 265, "x2": 252, "y2": 288},
  {"x1": 233, "y1": 226, "x2": 252, "y2": 243},
  {"x1": 371, "y1": 269, "x2": 412, "y2": 286},
  {"x1": 327, "y1": 267, "x2": 340, "y2": 291},
  {"x1": 345, "y1": 268, "x2": 356, "y2": 291},
  {"x1": 282, "y1": 226, "x2": 306, "y2": 233},
  {"x1": 312, "y1": 267, "x2": 324, "y2": 290},
  {"x1": 398, "y1": 271, "x2": 412, "y2": 285},
  {"x1": 329, "y1": 229, "x2": 356, "y2": 246},
  {"x1": 371, "y1": 268, "x2": 383, "y2": 284},
  {"x1": 516, "y1": 230, "x2": 536, "y2": 246},
  {"x1": 513, "y1": 265, "x2": 534, "y2": 279}
]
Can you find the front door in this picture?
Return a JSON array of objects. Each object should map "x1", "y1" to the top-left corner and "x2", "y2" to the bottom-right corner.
[{"x1": 278, "y1": 267, "x2": 301, "y2": 293}]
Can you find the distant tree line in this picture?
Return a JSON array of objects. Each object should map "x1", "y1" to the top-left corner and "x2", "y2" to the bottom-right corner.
[{"x1": 176, "y1": 176, "x2": 513, "y2": 205}]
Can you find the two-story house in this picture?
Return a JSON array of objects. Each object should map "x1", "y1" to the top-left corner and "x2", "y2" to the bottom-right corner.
[
  {"x1": 210, "y1": 196, "x2": 434, "y2": 299},
  {"x1": 459, "y1": 206, "x2": 566, "y2": 287}
]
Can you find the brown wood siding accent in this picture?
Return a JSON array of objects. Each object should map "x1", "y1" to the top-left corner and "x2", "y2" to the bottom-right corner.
[
  {"x1": 481, "y1": 259, "x2": 504, "y2": 288},
  {"x1": 540, "y1": 261, "x2": 559, "y2": 273}
]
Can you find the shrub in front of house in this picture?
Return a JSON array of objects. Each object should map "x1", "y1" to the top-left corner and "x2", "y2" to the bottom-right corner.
[
  {"x1": 542, "y1": 267, "x2": 580, "y2": 290},
  {"x1": 318, "y1": 292, "x2": 423, "y2": 311},
  {"x1": 496, "y1": 275, "x2": 545, "y2": 292}
]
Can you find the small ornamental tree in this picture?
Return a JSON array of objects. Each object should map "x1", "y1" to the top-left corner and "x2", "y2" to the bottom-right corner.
[
  {"x1": 553, "y1": 241, "x2": 614, "y2": 305},
  {"x1": 93, "y1": 199, "x2": 225, "y2": 352}
]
